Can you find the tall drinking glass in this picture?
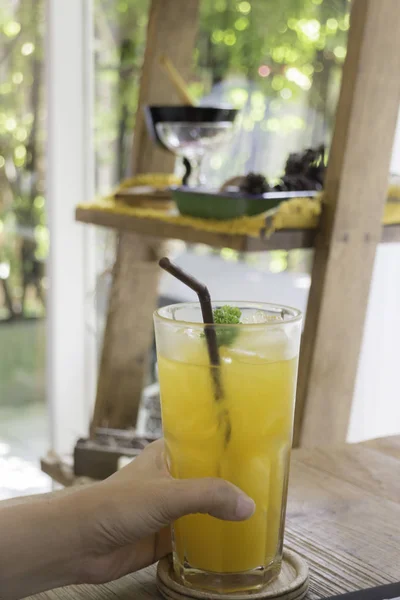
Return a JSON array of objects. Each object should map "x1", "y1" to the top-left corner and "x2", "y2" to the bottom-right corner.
[{"x1": 154, "y1": 302, "x2": 302, "y2": 594}]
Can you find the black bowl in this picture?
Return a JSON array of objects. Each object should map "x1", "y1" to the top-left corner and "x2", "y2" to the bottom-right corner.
[{"x1": 144, "y1": 105, "x2": 238, "y2": 150}]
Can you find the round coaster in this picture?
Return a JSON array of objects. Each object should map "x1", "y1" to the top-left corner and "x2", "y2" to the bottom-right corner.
[{"x1": 156, "y1": 549, "x2": 309, "y2": 600}]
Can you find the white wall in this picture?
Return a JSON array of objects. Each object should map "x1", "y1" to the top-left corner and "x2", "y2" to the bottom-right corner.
[
  {"x1": 348, "y1": 244, "x2": 400, "y2": 441},
  {"x1": 348, "y1": 107, "x2": 400, "y2": 442}
]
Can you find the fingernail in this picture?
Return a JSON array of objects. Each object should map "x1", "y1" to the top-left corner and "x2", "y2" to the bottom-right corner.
[{"x1": 235, "y1": 495, "x2": 256, "y2": 520}]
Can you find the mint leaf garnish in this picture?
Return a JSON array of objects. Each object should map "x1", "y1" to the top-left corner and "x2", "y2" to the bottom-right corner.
[
  {"x1": 213, "y1": 305, "x2": 241, "y2": 325},
  {"x1": 213, "y1": 305, "x2": 241, "y2": 347}
]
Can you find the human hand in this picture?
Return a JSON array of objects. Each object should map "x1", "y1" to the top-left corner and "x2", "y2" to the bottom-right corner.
[
  {"x1": 0, "y1": 440, "x2": 255, "y2": 599},
  {"x1": 75, "y1": 439, "x2": 255, "y2": 584}
]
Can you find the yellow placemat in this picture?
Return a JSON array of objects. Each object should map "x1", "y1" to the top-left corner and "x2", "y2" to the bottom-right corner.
[
  {"x1": 79, "y1": 198, "x2": 271, "y2": 237},
  {"x1": 77, "y1": 179, "x2": 400, "y2": 239}
]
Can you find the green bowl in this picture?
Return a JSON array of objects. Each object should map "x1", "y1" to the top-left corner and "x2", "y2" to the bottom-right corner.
[{"x1": 172, "y1": 187, "x2": 317, "y2": 220}]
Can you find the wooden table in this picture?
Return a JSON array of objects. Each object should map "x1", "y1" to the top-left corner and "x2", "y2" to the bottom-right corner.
[{"x1": 30, "y1": 436, "x2": 400, "y2": 599}]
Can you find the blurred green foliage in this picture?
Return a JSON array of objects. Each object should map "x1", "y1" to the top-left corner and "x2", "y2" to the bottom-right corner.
[
  {"x1": 93, "y1": 0, "x2": 349, "y2": 189},
  {"x1": 0, "y1": 0, "x2": 349, "y2": 318},
  {"x1": 0, "y1": 0, "x2": 46, "y2": 318}
]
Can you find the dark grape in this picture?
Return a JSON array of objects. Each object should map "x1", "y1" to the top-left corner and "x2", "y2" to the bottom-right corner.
[
  {"x1": 239, "y1": 172, "x2": 270, "y2": 195},
  {"x1": 274, "y1": 145, "x2": 326, "y2": 192}
]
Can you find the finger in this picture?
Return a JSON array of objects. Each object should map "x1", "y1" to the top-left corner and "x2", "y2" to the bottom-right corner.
[
  {"x1": 108, "y1": 439, "x2": 168, "y2": 484},
  {"x1": 136, "y1": 439, "x2": 168, "y2": 475},
  {"x1": 160, "y1": 478, "x2": 255, "y2": 523},
  {"x1": 141, "y1": 438, "x2": 165, "y2": 457}
]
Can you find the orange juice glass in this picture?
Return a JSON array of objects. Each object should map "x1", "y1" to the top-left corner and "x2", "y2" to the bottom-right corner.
[{"x1": 154, "y1": 302, "x2": 302, "y2": 593}]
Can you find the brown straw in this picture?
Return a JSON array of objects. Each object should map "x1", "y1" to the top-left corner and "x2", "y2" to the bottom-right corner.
[{"x1": 159, "y1": 257, "x2": 223, "y2": 401}]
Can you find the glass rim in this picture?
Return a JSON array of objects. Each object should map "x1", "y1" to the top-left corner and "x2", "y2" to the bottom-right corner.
[{"x1": 154, "y1": 301, "x2": 302, "y2": 328}]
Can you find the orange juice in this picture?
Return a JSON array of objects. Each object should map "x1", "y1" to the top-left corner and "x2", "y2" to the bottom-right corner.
[{"x1": 154, "y1": 302, "x2": 301, "y2": 592}]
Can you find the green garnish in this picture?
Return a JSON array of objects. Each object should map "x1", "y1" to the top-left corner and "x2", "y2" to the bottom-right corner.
[
  {"x1": 213, "y1": 305, "x2": 242, "y2": 325},
  {"x1": 213, "y1": 305, "x2": 242, "y2": 347}
]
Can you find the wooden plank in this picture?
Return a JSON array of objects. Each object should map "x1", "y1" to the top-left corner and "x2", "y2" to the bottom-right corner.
[
  {"x1": 293, "y1": 0, "x2": 400, "y2": 448},
  {"x1": 41, "y1": 456, "x2": 74, "y2": 487},
  {"x1": 28, "y1": 436, "x2": 400, "y2": 600},
  {"x1": 131, "y1": 0, "x2": 200, "y2": 175},
  {"x1": 40, "y1": 455, "x2": 92, "y2": 488},
  {"x1": 76, "y1": 206, "x2": 400, "y2": 251},
  {"x1": 360, "y1": 435, "x2": 400, "y2": 460},
  {"x1": 286, "y1": 455, "x2": 400, "y2": 598},
  {"x1": 381, "y1": 223, "x2": 400, "y2": 244},
  {"x1": 76, "y1": 206, "x2": 250, "y2": 250},
  {"x1": 290, "y1": 443, "x2": 400, "y2": 503},
  {"x1": 91, "y1": 233, "x2": 162, "y2": 432},
  {"x1": 91, "y1": 0, "x2": 200, "y2": 433},
  {"x1": 75, "y1": 206, "x2": 319, "y2": 251}
]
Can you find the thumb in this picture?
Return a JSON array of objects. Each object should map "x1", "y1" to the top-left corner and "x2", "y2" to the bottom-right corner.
[{"x1": 160, "y1": 478, "x2": 255, "y2": 523}]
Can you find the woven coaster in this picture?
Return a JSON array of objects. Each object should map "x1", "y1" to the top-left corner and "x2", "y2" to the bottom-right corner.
[{"x1": 157, "y1": 549, "x2": 309, "y2": 600}]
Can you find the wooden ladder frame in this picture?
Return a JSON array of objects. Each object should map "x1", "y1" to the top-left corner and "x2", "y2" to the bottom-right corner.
[
  {"x1": 90, "y1": 0, "x2": 200, "y2": 433},
  {"x1": 90, "y1": 0, "x2": 400, "y2": 448}
]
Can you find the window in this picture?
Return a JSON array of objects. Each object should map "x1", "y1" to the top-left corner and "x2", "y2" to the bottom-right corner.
[{"x1": 0, "y1": 0, "x2": 351, "y2": 458}]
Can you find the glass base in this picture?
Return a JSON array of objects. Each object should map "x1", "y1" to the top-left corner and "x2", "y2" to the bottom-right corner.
[{"x1": 174, "y1": 556, "x2": 282, "y2": 594}]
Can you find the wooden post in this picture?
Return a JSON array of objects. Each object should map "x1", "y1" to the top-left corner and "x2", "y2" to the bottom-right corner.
[
  {"x1": 131, "y1": 0, "x2": 200, "y2": 175},
  {"x1": 293, "y1": 0, "x2": 400, "y2": 447},
  {"x1": 91, "y1": 0, "x2": 200, "y2": 433}
]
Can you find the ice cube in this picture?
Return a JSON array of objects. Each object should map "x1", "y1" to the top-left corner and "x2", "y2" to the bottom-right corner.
[
  {"x1": 227, "y1": 326, "x2": 296, "y2": 362},
  {"x1": 240, "y1": 310, "x2": 284, "y2": 324},
  {"x1": 155, "y1": 324, "x2": 209, "y2": 364}
]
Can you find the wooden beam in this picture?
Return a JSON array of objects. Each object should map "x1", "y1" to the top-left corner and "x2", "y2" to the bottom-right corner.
[
  {"x1": 40, "y1": 454, "x2": 92, "y2": 487},
  {"x1": 91, "y1": 233, "x2": 163, "y2": 433},
  {"x1": 294, "y1": 0, "x2": 400, "y2": 447},
  {"x1": 381, "y1": 224, "x2": 400, "y2": 244},
  {"x1": 131, "y1": 0, "x2": 200, "y2": 175},
  {"x1": 75, "y1": 206, "x2": 319, "y2": 251},
  {"x1": 91, "y1": 0, "x2": 200, "y2": 433},
  {"x1": 76, "y1": 205, "x2": 400, "y2": 250}
]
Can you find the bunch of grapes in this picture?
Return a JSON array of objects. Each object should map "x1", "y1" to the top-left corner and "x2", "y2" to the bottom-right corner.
[
  {"x1": 232, "y1": 145, "x2": 326, "y2": 194},
  {"x1": 239, "y1": 172, "x2": 270, "y2": 195},
  {"x1": 274, "y1": 145, "x2": 326, "y2": 192}
]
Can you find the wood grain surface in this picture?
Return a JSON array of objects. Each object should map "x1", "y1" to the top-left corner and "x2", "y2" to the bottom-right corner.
[
  {"x1": 28, "y1": 436, "x2": 400, "y2": 600},
  {"x1": 90, "y1": 0, "x2": 200, "y2": 433},
  {"x1": 90, "y1": 232, "x2": 163, "y2": 433},
  {"x1": 130, "y1": 0, "x2": 200, "y2": 175},
  {"x1": 75, "y1": 206, "x2": 400, "y2": 252},
  {"x1": 156, "y1": 550, "x2": 308, "y2": 600}
]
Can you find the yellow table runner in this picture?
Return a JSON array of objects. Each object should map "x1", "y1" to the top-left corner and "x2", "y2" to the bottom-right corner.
[{"x1": 77, "y1": 180, "x2": 400, "y2": 240}]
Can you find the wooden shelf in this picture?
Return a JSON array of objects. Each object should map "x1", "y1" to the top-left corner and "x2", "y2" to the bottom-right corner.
[
  {"x1": 41, "y1": 454, "x2": 93, "y2": 487},
  {"x1": 75, "y1": 205, "x2": 400, "y2": 252},
  {"x1": 381, "y1": 224, "x2": 400, "y2": 244}
]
